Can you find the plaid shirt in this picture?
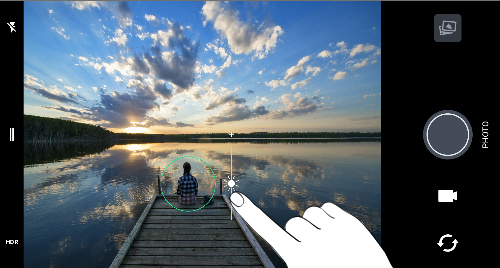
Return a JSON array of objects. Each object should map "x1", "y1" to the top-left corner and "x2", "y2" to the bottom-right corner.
[{"x1": 176, "y1": 173, "x2": 198, "y2": 197}]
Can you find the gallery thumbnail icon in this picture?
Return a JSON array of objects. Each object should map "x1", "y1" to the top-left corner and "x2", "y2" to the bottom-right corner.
[{"x1": 434, "y1": 14, "x2": 461, "y2": 42}]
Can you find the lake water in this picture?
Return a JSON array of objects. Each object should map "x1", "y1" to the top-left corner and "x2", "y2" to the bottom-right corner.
[{"x1": 24, "y1": 140, "x2": 381, "y2": 268}]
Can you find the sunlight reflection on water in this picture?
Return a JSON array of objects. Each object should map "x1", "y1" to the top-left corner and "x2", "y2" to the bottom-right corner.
[{"x1": 24, "y1": 141, "x2": 380, "y2": 268}]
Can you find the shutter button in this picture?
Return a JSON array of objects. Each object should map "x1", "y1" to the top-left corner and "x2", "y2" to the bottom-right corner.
[{"x1": 423, "y1": 110, "x2": 472, "y2": 159}]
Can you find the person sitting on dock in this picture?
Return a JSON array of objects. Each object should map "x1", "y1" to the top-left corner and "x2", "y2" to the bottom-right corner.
[{"x1": 176, "y1": 162, "x2": 198, "y2": 205}]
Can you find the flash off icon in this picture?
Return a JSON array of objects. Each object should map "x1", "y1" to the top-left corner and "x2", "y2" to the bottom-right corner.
[
  {"x1": 438, "y1": 190, "x2": 457, "y2": 202},
  {"x1": 7, "y1": 22, "x2": 16, "y2": 33}
]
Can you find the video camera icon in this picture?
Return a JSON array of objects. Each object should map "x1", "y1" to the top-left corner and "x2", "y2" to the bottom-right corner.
[
  {"x1": 439, "y1": 21, "x2": 456, "y2": 35},
  {"x1": 438, "y1": 190, "x2": 457, "y2": 202}
]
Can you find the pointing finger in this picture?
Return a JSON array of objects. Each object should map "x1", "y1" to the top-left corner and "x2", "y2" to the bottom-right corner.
[
  {"x1": 230, "y1": 192, "x2": 299, "y2": 257},
  {"x1": 302, "y1": 206, "x2": 335, "y2": 230},
  {"x1": 285, "y1": 216, "x2": 320, "y2": 242}
]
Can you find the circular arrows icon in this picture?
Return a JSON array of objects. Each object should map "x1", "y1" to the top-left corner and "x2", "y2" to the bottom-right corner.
[{"x1": 437, "y1": 234, "x2": 458, "y2": 252}]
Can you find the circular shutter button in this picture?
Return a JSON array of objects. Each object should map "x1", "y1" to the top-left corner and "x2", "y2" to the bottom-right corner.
[{"x1": 423, "y1": 110, "x2": 472, "y2": 160}]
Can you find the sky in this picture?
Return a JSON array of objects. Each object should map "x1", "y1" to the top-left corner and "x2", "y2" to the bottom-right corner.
[{"x1": 24, "y1": 1, "x2": 381, "y2": 134}]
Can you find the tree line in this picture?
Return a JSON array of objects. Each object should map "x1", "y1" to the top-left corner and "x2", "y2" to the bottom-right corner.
[
  {"x1": 169, "y1": 132, "x2": 381, "y2": 139},
  {"x1": 24, "y1": 114, "x2": 381, "y2": 143},
  {"x1": 24, "y1": 114, "x2": 114, "y2": 142}
]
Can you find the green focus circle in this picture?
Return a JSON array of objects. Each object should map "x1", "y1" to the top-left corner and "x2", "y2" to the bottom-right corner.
[{"x1": 160, "y1": 156, "x2": 216, "y2": 212}]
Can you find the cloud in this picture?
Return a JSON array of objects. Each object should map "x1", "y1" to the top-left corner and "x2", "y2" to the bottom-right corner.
[
  {"x1": 127, "y1": 54, "x2": 150, "y2": 75},
  {"x1": 287, "y1": 97, "x2": 318, "y2": 116},
  {"x1": 284, "y1": 56, "x2": 310, "y2": 80},
  {"x1": 114, "y1": 1, "x2": 133, "y2": 28},
  {"x1": 106, "y1": 28, "x2": 129, "y2": 46},
  {"x1": 206, "y1": 42, "x2": 228, "y2": 59},
  {"x1": 204, "y1": 104, "x2": 268, "y2": 124},
  {"x1": 185, "y1": 84, "x2": 203, "y2": 102},
  {"x1": 253, "y1": 105, "x2": 269, "y2": 116},
  {"x1": 139, "y1": 117, "x2": 193, "y2": 128},
  {"x1": 349, "y1": 43, "x2": 376, "y2": 58},
  {"x1": 215, "y1": 69, "x2": 226, "y2": 78},
  {"x1": 254, "y1": 96, "x2": 268, "y2": 107},
  {"x1": 316, "y1": 50, "x2": 332, "y2": 58},
  {"x1": 350, "y1": 58, "x2": 370, "y2": 71},
  {"x1": 64, "y1": 85, "x2": 76, "y2": 92},
  {"x1": 151, "y1": 79, "x2": 174, "y2": 100},
  {"x1": 139, "y1": 116, "x2": 172, "y2": 128},
  {"x1": 136, "y1": 31, "x2": 149, "y2": 40},
  {"x1": 201, "y1": 64, "x2": 217, "y2": 74},
  {"x1": 101, "y1": 60, "x2": 128, "y2": 76},
  {"x1": 89, "y1": 89, "x2": 160, "y2": 128},
  {"x1": 258, "y1": 68, "x2": 265, "y2": 75},
  {"x1": 280, "y1": 93, "x2": 292, "y2": 105},
  {"x1": 201, "y1": 2, "x2": 284, "y2": 59},
  {"x1": 41, "y1": 105, "x2": 91, "y2": 115},
  {"x1": 221, "y1": 55, "x2": 232, "y2": 69},
  {"x1": 145, "y1": 14, "x2": 160, "y2": 27},
  {"x1": 150, "y1": 29, "x2": 175, "y2": 48},
  {"x1": 216, "y1": 55, "x2": 232, "y2": 78},
  {"x1": 204, "y1": 93, "x2": 328, "y2": 125},
  {"x1": 265, "y1": 79, "x2": 288, "y2": 90},
  {"x1": 173, "y1": 121, "x2": 195, "y2": 128},
  {"x1": 317, "y1": 41, "x2": 349, "y2": 58},
  {"x1": 204, "y1": 94, "x2": 246, "y2": 110},
  {"x1": 332, "y1": 71, "x2": 347, "y2": 81},
  {"x1": 335, "y1": 41, "x2": 348, "y2": 50},
  {"x1": 71, "y1": 2, "x2": 135, "y2": 30},
  {"x1": 88, "y1": 61, "x2": 103, "y2": 72},
  {"x1": 348, "y1": 115, "x2": 381, "y2": 121},
  {"x1": 363, "y1": 93, "x2": 380, "y2": 99},
  {"x1": 142, "y1": 20, "x2": 200, "y2": 90},
  {"x1": 266, "y1": 95, "x2": 325, "y2": 120},
  {"x1": 70, "y1": 1, "x2": 102, "y2": 10},
  {"x1": 51, "y1": 25, "x2": 70, "y2": 40},
  {"x1": 305, "y1": 65, "x2": 321, "y2": 76},
  {"x1": 24, "y1": 74, "x2": 80, "y2": 105},
  {"x1": 247, "y1": 90, "x2": 255, "y2": 94},
  {"x1": 125, "y1": 75, "x2": 173, "y2": 103},
  {"x1": 291, "y1": 77, "x2": 311, "y2": 90}
]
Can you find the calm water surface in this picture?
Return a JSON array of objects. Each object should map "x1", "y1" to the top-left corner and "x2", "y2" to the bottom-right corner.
[{"x1": 24, "y1": 141, "x2": 381, "y2": 268}]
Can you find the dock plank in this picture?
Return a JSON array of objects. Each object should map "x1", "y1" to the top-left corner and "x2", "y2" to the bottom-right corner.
[
  {"x1": 121, "y1": 255, "x2": 263, "y2": 266},
  {"x1": 145, "y1": 215, "x2": 234, "y2": 222},
  {"x1": 141, "y1": 222, "x2": 240, "y2": 229},
  {"x1": 148, "y1": 209, "x2": 232, "y2": 216},
  {"x1": 127, "y1": 247, "x2": 258, "y2": 256},
  {"x1": 120, "y1": 266, "x2": 263, "y2": 268},
  {"x1": 130, "y1": 240, "x2": 253, "y2": 248},
  {"x1": 110, "y1": 194, "x2": 274, "y2": 268}
]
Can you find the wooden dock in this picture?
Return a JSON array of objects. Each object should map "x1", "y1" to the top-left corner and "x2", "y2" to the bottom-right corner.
[{"x1": 109, "y1": 194, "x2": 274, "y2": 268}]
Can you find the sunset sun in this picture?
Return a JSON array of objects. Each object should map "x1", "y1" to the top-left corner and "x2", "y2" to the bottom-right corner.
[{"x1": 125, "y1": 127, "x2": 145, "y2": 134}]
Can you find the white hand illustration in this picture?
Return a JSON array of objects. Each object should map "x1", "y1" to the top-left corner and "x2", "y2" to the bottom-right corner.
[{"x1": 230, "y1": 192, "x2": 392, "y2": 268}]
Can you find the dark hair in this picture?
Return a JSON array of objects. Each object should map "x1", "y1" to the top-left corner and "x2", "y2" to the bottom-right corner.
[{"x1": 183, "y1": 162, "x2": 191, "y2": 174}]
